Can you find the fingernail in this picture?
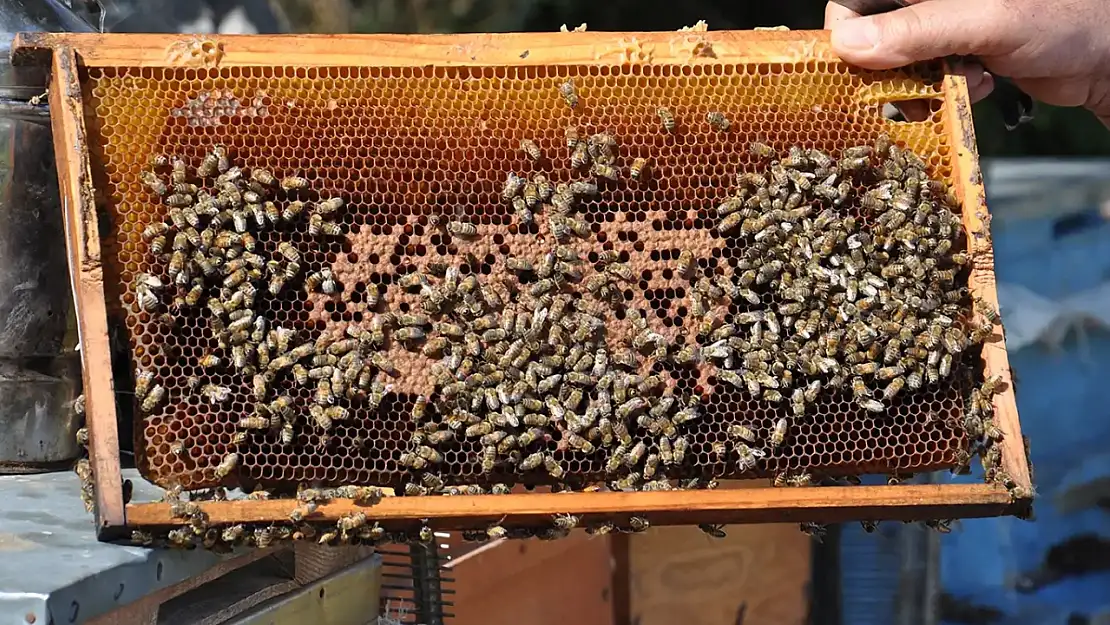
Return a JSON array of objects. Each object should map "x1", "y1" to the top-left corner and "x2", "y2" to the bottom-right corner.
[{"x1": 832, "y1": 20, "x2": 879, "y2": 52}]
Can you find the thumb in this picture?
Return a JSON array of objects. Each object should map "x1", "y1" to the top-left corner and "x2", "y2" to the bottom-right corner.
[{"x1": 830, "y1": 0, "x2": 1016, "y2": 69}]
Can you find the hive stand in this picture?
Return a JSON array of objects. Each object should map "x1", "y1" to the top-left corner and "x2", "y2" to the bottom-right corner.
[{"x1": 0, "y1": 469, "x2": 382, "y2": 624}]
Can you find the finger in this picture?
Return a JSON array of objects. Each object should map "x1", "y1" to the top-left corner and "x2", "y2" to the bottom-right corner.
[
  {"x1": 892, "y1": 65, "x2": 992, "y2": 121},
  {"x1": 829, "y1": 0, "x2": 1018, "y2": 70},
  {"x1": 952, "y1": 59, "x2": 997, "y2": 104},
  {"x1": 966, "y1": 70, "x2": 995, "y2": 104},
  {"x1": 824, "y1": 2, "x2": 858, "y2": 27},
  {"x1": 893, "y1": 100, "x2": 932, "y2": 122},
  {"x1": 1013, "y1": 77, "x2": 1091, "y2": 109}
]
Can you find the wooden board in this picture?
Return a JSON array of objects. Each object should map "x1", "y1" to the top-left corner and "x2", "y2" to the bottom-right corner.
[
  {"x1": 47, "y1": 45, "x2": 127, "y2": 537},
  {"x1": 447, "y1": 533, "x2": 615, "y2": 625},
  {"x1": 629, "y1": 523, "x2": 810, "y2": 625},
  {"x1": 15, "y1": 31, "x2": 942, "y2": 72},
  {"x1": 942, "y1": 74, "x2": 1030, "y2": 497},
  {"x1": 123, "y1": 483, "x2": 1017, "y2": 528}
]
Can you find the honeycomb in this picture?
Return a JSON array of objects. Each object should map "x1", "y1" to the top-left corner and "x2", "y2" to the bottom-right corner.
[{"x1": 80, "y1": 59, "x2": 981, "y2": 495}]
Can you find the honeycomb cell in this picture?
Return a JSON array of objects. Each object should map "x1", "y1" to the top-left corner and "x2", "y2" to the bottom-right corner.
[{"x1": 83, "y1": 59, "x2": 979, "y2": 495}]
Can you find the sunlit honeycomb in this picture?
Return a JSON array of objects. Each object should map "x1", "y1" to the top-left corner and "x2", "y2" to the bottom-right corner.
[{"x1": 81, "y1": 59, "x2": 973, "y2": 493}]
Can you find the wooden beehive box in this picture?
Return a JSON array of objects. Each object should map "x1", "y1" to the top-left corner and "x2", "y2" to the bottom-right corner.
[{"x1": 13, "y1": 31, "x2": 1030, "y2": 544}]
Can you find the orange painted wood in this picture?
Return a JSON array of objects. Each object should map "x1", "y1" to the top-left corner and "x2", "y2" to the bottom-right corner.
[
  {"x1": 17, "y1": 31, "x2": 853, "y2": 69},
  {"x1": 125, "y1": 483, "x2": 1015, "y2": 528},
  {"x1": 47, "y1": 46, "x2": 127, "y2": 534},
  {"x1": 942, "y1": 73, "x2": 1031, "y2": 500}
]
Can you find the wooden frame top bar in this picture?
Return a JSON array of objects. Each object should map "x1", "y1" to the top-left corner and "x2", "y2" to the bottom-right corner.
[
  {"x1": 126, "y1": 483, "x2": 1017, "y2": 529},
  {"x1": 15, "y1": 31, "x2": 857, "y2": 69}
]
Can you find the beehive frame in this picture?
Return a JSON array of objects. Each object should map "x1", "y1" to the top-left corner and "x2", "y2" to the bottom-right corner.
[{"x1": 14, "y1": 31, "x2": 1030, "y2": 541}]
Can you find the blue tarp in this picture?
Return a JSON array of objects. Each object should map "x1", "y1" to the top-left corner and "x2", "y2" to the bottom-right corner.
[
  {"x1": 841, "y1": 210, "x2": 1110, "y2": 624},
  {"x1": 941, "y1": 214, "x2": 1110, "y2": 624}
]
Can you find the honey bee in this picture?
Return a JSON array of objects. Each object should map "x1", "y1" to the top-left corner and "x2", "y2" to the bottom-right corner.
[
  {"x1": 317, "y1": 268, "x2": 337, "y2": 295},
  {"x1": 657, "y1": 107, "x2": 676, "y2": 133},
  {"x1": 559, "y1": 79, "x2": 579, "y2": 109},
  {"x1": 749, "y1": 141, "x2": 776, "y2": 159},
  {"x1": 408, "y1": 394, "x2": 430, "y2": 424},
  {"x1": 237, "y1": 415, "x2": 269, "y2": 430},
  {"x1": 141, "y1": 170, "x2": 169, "y2": 197},
  {"x1": 304, "y1": 212, "x2": 326, "y2": 237},
  {"x1": 705, "y1": 111, "x2": 731, "y2": 131},
  {"x1": 279, "y1": 200, "x2": 305, "y2": 222},
  {"x1": 544, "y1": 455, "x2": 565, "y2": 479},
  {"x1": 479, "y1": 445, "x2": 498, "y2": 474},
  {"x1": 134, "y1": 368, "x2": 155, "y2": 400},
  {"x1": 519, "y1": 183, "x2": 540, "y2": 211},
  {"x1": 214, "y1": 452, "x2": 239, "y2": 479},
  {"x1": 308, "y1": 197, "x2": 343, "y2": 219},
  {"x1": 335, "y1": 511, "x2": 367, "y2": 533},
  {"x1": 140, "y1": 384, "x2": 165, "y2": 413},
  {"x1": 166, "y1": 436, "x2": 188, "y2": 458},
  {"x1": 486, "y1": 523, "x2": 508, "y2": 540},
  {"x1": 202, "y1": 384, "x2": 232, "y2": 405},
  {"x1": 149, "y1": 153, "x2": 172, "y2": 170},
  {"x1": 167, "y1": 192, "x2": 197, "y2": 211},
  {"x1": 521, "y1": 139, "x2": 543, "y2": 162},
  {"x1": 447, "y1": 221, "x2": 478, "y2": 238},
  {"x1": 280, "y1": 175, "x2": 309, "y2": 192},
  {"x1": 165, "y1": 528, "x2": 194, "y2": 549},
  {"x1": 699, "y1": 524, "x2": 727, "y2": 538},
  {"x1": 255, "y1": 201, "x2": 279, "y2": 226},
  {"x1": 181, "y1": 280, "x2": 204, "y2": 306},
  {"x1": 167, "y1": 156, "x2": 188, "y2": 185},
  {"x1": 308, "y1": 406, "x2": 332, "y2": 429},
  {"x1": 882, "y1": 376, "x2": 906, "y2": 401},
  {"x1": 570, "y1": 142, "x2": 590, "y2": 170},
  {"x1": 968, "y1": 295, "x2": 1001, "y2": 324},
  {"x1": 839, "y1": 156, "x2": 870, "y2": 173},
  {"x1": 725, "y1": 423, "x2": 755, "y2": 443},
  {"x1": 553, "y1": 513, "x2": 579, "y2": 530},
  {"x1": 143, "y1": 222, "x2": 171, "y2": 244},
  {"x1": 672, "y1": 436, "x2": 689, "y2": 464},
  {"x1": 251, "y1": 373, "x2": 271, "y2": 400},
  {"x1": 981, "y1": 375, "x2": 1006, "y2": 397},
  {"x1": 629, "y1": 157, "x2": 649, "y2": 181},
  {"x1": 287, "y1": 501, "x2": 319, "y2": 523}
]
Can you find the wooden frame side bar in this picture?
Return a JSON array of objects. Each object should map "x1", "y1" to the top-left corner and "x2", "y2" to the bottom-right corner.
[
  {"x1": 126, "y1": 483, "x2": 1014, "y2": 528},
  {"x1": 48, "y1": 46, "x2": 128, "y2": 536},
  {"x1": 18, "y1": 31, "x2": 853, "y2": 69},
  {"x1": 942, "y1": 72, "x2": 1032, "y2": 498}
]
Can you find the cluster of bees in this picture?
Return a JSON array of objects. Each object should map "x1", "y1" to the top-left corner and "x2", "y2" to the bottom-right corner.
[
  {"x1": 395, "y1": 244, "x2": 711, "y2": 498},
  {"x1": 131, "y1": 482, "x2": 398, "y2": 550},
  {"x1": 109, "y1": 72, "x2": 1013, "y2": 549},
  {"x1": 698, "y1": 132, "x2": 1018, "y2": 528},
  {"x1": 127, "y1": 147, "x2": 447, "y2": 548},
  {"x1": 134, "y1": 145, "x2": 403, "y2": 480},
  {"x1": 381, "y1": 88, "x2": 1007, "y2": 540},
  {"x1": 701, "y1": 135, "x2": 1001, "y2": 459}
]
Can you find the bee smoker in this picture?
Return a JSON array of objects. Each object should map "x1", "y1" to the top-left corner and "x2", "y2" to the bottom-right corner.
[{"x1": 0, "y1": 0, "x2": 97, "y2": 473}]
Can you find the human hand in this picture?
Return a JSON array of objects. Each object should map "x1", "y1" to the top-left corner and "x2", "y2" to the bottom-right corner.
[{"x1": 824, "y1": 0, "x2": 1110, "y2": 127}]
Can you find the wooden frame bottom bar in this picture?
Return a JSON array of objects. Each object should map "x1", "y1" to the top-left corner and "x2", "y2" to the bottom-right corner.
[{"x1": 125, "y1": 483, "x2": 1018, "y2": 530}]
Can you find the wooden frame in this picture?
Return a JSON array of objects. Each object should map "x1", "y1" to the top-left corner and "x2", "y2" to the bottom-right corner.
[{"x1": 14, "y1": 32, "x2": 1030, "y2": 540}]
